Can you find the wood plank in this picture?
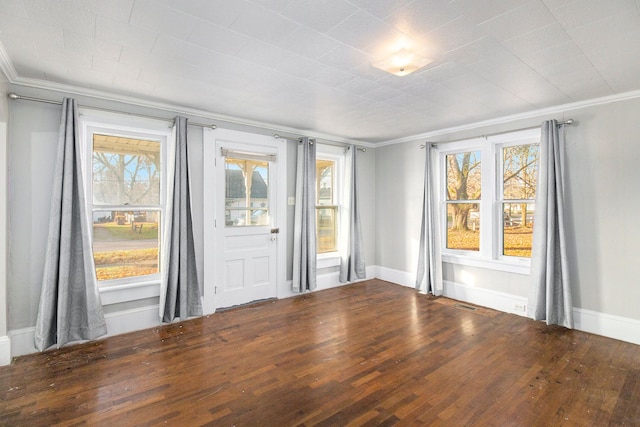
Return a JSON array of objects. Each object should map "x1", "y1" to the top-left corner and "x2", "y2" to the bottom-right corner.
[{"x1": 0, "y1": 279, "x2": 639, "y2": 426}]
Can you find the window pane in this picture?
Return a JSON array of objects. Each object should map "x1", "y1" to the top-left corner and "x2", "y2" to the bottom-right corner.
[
  {"x1": 503, "y1": 144, "x2": 539, "y2": 200},
  {"x1": 446, "y1": 203, "x2": 480, "y2": 251},
  {"x1": 316, "y1": 159, "x2": 334, "y2": 205},
  {"x1": 92, "y1": 210, "x2": 160, "y2": 281},
  {"x1": 225, "y1": 158, "x2": 269, "y2": 227},
  {"x1": 503, "y1": 202, "x2": 534, "y2": 257},
  {"x1": 92, "y1": 134, "x2": 160, "y2": 205},
  {"x1": 446, "y1": 151, "x2": 481, "y2": 201},
  {"x1": 317, "y1": 206, "x2": 337, "y2": 253}
]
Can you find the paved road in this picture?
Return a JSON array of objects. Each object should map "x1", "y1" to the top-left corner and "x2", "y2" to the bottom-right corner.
[{"x1": 93, "y1": 239, "x2": 158, "y2": 252}]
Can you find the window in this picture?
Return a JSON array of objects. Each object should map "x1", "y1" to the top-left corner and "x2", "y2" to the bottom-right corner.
[
  {"x1": 316, "y1": 158, "x2": 337, "y2": 253},
  {"x1": 446, "y1": 150, "x2": 481, "y2": 252},
  {"x1": 224, "y1": 158, "x2": 270, "y2": 227},
  {"x1": 83, "y1": 118, "x2": 170, "y2": 286},
  {"x1": 500, "y1": 144, "x2": 539, "y2": 257},
  {"x1": 438, "y1": 129, "x2": 540, "y2": 270}
]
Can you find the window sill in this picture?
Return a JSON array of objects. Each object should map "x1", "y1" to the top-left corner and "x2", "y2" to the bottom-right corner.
[
  {"x1": 99, "y1": 280, "x2": 161, "y2": 305},
  {"x1": 442, "y1": 254, "x2": 531, "y2": 275},
  {"x1": 317, "y1": 253, "x2": 340, "y2": 269}
]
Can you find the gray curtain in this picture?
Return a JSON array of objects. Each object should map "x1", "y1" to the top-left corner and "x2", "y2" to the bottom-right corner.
[
  {"x1": 161, "y1": 116, "x2": 202, "y2": 322},
  {"x1": 339, "y1": 145, "x2": 366, "y2": 282},
  {"x1": 528, "y1": 120, "x2": 573, "y2": 328},
  {"x1": 416, "y1": 143, "x2": 443, "y2": 295},
  {"x1": 292, "y1": 137, "x2": 317, "y2": 292},
  {"x1": 34, "y1": 98, "x2": 107, "y2": 351}
]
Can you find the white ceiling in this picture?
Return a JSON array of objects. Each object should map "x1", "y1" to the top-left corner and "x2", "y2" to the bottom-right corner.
[{"x1": 1, "y1": 0, "x2": 640, "y2": 143}]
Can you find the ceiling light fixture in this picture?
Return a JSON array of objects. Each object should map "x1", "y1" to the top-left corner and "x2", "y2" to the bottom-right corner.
[{"x1": 372, "y1": 48, "x2": 432, "y2": 77}]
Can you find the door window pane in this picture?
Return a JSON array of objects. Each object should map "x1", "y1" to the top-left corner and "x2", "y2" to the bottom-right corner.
[
  {"x1": 92, "y1": 210, "x2": 160, "y2": 281},
  {"x1": 92, "y1": 134, "x2": 161, "y2": 205},
  {"x1": 225, "y1": 158, "x2": 269, "y2": 226}
]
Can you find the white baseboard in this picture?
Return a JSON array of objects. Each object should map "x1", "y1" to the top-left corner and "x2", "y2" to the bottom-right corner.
[
  {"x1": 0, "y1": 335, "x2": 11, "y2": 366},
  {"x1": 443, "y1": 280, "x2": 528, "y2": 317},
  {"x1": 9, "y1": 305, "x2": 163, "y2": 358},
  {"x1": 375, "y1": 265, "x2": 415, "y2": 288},
  {"x1": 103, "y1": 305, "x2": 161, "y2": 337},
  {"x1": 574, "y1": 307, "x2": 640, "y2": 346},
  {"x1": 281, "y1": 265, "x2": 378, "y2": 299},
  {"x1": 377, "y1": 266, "x2": 640, "y2": 347}
]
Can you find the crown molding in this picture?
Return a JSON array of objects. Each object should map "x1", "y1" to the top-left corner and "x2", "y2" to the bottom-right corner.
[
  {"x1": 0, "y1": 42, "x2": 17, "y2": 82},
  {"x1": 377, "y1": 89, "x2": 640, "y2": 147},
  {"x1": 4, "y1": 72, "x2": 376, "y2": 149}
]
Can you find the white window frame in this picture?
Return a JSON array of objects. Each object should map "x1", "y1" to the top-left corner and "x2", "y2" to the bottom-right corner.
[
  {"x1": 80, "y1": 110, "x2": 172, "y2": 304},
  {"x1": 316, "y1": 145, "x2": 344, "y2": 268},
  {"x1": 437, "y1": 128, "x2": 540, "y2": 274}
]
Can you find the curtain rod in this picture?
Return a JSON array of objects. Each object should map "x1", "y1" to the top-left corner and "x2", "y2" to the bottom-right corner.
[
  {"x1": 7, "y1": 92, "x2": 218, "y2": 129},
  {"x1": 274, "y1": 133, "x2": 366, "y2": 152},
  {"x1": 419, "y1": 119, "x2": 574, "y2": 148}
]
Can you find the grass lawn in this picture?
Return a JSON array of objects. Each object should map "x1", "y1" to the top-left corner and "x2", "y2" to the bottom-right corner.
[
  {"x1": 94, "y1": 248, "x2": 158, "y2": 281},
  {"x1": 94, "y1": 222, "x2": 158, "y2": 241},
  {"x1": 447, "y1": 225, "x2": 533, "y2": 257}
]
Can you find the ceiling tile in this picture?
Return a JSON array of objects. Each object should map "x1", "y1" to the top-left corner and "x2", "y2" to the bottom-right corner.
[
  {"x1": 478, "y1": 1, "x2": 556, "y2": 42},
  {"x1": 61, "y1": 0, "x2": 135, "y2": 22},
  {"x1": 187, "y1": 22, "x2": 251, "y2": 56},
  {"x1": 425, "y1": 17, "x2": 488, "y2": 57},
  {"x1": 502, "y1": 22, "x2": 573, "y2": 57},
  {"x1": 549, "y1": 0, "x2": 639, "y2": 30},
  {"x1": 0, "y1": 0, "x2": 28, "y2": 18},
  {"x1": 96, "y1": 15, "x2": 157, "y2": 53},
  {"x1": 386, "y1": 1, "x2": 461, "y2": 41},
  {"x1": 327, "y1": 10, "x2": 405, "y2": 55},
  {"x1": 63, "y1": 30, "x2": 121, "y2": 61},
  {"x1": 2, "y1": 0, "x2": 640, "y2": 143},
  {"x1": 229, "y1": 5, "x2": 300, "y2": 44},
  {"x1": 280, "y1": 0, "x2": 358, "y2": 33},
  {"x1": 22, "y1": 0, "x2": 96, "y2": 37},
  {"x1": 247, "y1": 0, "x2": 294, "y2": 13},
  {"x1": 171, "y1": 0, "x2": 251, "y2": 28},
  {"x1": 130, "y1": 0, "x2": 200, "y2": 40},
  {"x1": 449, "y1": 0, "x2": 529, "y2": 25},
  {"x1": 346, "y1": 0, "x2": 414, "y2": 20},
  {"x1": 236, "y1": 39, "x2": 293, "y2": 69},
  {"x1": 278, "y1": 27, "x2": 341, "y2": 60},
  {"x1": 307, "y1": 67, "x2": 358, "y2": 87},
  {"x1": 316, "y1": 44, "x2": 374, "y2": 72}
]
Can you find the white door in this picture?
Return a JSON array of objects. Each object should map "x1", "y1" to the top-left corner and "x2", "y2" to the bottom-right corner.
[{"x1": 203, "y1": 128, "x2": 286, "y2": 312}]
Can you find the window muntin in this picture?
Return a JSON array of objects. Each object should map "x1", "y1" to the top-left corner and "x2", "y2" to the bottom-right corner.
[
  {"x1": 316, "y1": 158, "x2": 337, "y2": 253},
  {"x1": 439, "y1": 130, "x2": 540, "y2": 266},
  {"x1": 445, "y1": 150, "x2": 481, "y2": 252},
  {"x1": 86, "y1": 125, "x2": 167, "y2": 286},
  {"x1": 500, "y1": 144, "x2": 539, "y2": 257},
  {"x1": 224, "y1": 158, "x2": 270, "y2": 227}
]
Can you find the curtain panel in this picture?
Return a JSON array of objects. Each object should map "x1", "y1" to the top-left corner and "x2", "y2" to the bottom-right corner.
[
  {"x1": 34, "y1": 98, "x2": 107, "y2": 351},
  {"x1": 292, "y1": 137, "x2": 317, "y2": 292},
  {"x1": 339, "y1": 145, "x2": 366, "y2": 282},
  {"x1": 416, "y1": 143, "x2": 443, "y2": 295},
  {"x1": 528, "y1": 120, "x2": 573, "y2": 328},
  {"x1": 160, "y1": 116, "x2": 202, "y2": 322}
]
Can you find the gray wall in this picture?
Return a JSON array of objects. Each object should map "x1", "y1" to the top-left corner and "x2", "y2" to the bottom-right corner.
[
  {"x1": 375, "y1": 97, "x2": 640, "y2": 321},
  {"x1": 0, "y1": 76, "x2": 8, "y2": 339},
  {"x1": 5, "y1": 85, "x2": 377, "y2": 333}
]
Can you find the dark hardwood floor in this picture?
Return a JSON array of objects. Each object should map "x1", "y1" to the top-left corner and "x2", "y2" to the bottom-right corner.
[{"x1": 1, "y1": 279, "x2": 639, "y2": 426}]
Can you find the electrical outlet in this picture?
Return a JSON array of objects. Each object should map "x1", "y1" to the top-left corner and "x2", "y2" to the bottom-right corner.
[
  {"x1": 513, "y1": 303, "x2": 526, "y2": 313},
  {"x1": 288, "y1": 196, "x2": 296, "y2": 206}
]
